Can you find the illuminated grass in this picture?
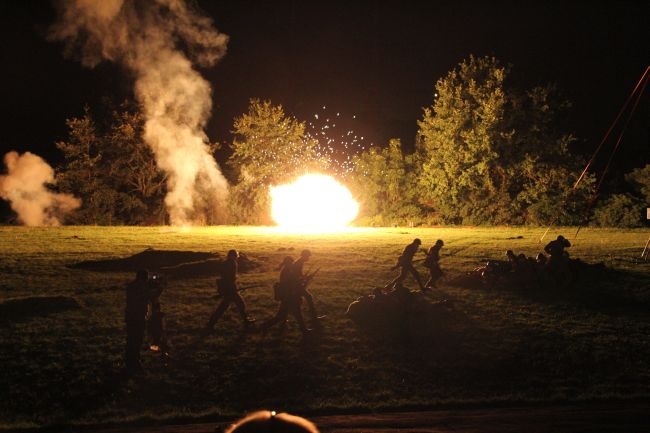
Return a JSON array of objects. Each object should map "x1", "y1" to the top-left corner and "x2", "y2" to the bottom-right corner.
[{"x1": 0, "y1": 225, "x2": 649, "y2": 428}]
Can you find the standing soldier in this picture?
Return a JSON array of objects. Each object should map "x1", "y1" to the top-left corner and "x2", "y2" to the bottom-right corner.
[
  {"x1": 386, "y1": 238, "x2": 425, "y2": 291},
  {"x1": 147, "y1": 273, "x2": 169, "y2": 364},
  {"x1": 205, "y1": 249, "x2": 255, "y2": 330},
  {"x1": 290, "y1": 249, "x2": 321, "y2": 326},
  {"x1": 124, "y1": 269, "x2": 151, "y2": 375},
  {"x1": 423, "y1": 239, "x2": 444, "y2": 291},
  {"x1": 260, "y1": 256, "x2": 311, "y2": 336}
]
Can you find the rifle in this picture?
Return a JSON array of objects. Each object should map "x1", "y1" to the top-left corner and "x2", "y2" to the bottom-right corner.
[
  {"x1": 214, "y1": 281, "x2": 262, "y2": 298},
  {"x1": 301, "y1": 267, "x2": 320, "y2": 288}
]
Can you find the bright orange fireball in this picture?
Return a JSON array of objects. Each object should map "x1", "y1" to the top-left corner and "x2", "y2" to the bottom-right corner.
[{"x1": 270, "y1": 174, "x2": 359, "y2": 231}]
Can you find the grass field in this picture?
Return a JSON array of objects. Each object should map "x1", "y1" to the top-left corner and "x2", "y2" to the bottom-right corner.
[{"x1": 0, "y1": 225, "x2": 649, "y2": 430}]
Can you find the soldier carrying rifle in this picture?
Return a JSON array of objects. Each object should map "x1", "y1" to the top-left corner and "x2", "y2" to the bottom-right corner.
[
  {"x1": 290, "y1": 249, "x2": 323, "y2": 327},
  {"x1": 260, "y1": 256, "x2": 312, "y2": 337}
]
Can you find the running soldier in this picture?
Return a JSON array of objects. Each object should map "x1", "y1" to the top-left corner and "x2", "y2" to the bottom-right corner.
[
  {"x1": 386, "y1": 238, "x2": 425, "y2": 291},
  {"x1": 423, "y1": 239, "x2": 444, "y2": 291}
]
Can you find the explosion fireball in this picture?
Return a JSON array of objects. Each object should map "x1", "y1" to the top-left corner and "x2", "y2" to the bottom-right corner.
[{"x1": 270, "y1": 174, "x2": 359, "y2": 232}]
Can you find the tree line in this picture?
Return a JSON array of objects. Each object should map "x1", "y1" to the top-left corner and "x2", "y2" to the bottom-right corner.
[{"x1": 52, "y1": 56, "x2": 648, "y2": 227}]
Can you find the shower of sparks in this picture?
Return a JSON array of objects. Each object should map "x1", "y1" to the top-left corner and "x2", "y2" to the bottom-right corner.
[{"x1": 306, "y1": 106, "x2": 370, "y2": 177}]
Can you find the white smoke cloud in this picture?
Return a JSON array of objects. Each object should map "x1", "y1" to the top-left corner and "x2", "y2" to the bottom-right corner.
[
  {"x1": 49, "y1": 0, "x2": 229, "y2": 225},
  {"x1": 0, "y1": 151, "x2": 81, "y2": 226}
]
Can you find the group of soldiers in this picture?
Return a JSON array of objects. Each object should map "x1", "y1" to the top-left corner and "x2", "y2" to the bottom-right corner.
[
  {"x1": 123, "y1": 234, "x2": 574, "y2": 375},
  {"x1": 470, "y1": 235, "x2": 574, "y2": 289},
  {"x1": 384, "y1": 238, "x2": 444, "y2": 293},
  {"x1": 123, "y1": 248, "x2": 322, "y2": 375}
]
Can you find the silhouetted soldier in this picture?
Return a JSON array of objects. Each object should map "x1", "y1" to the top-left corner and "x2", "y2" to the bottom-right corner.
[
  {"x1": 506, "y1": 249, "x2": 518, "y2": 272},
  {"x1": 260, "y1": 256, "x2": 311, "y2": 336},
  {"x1": 423, "y1": 239, "x2": 444, "y2": 291},
  {"x1": 124, "y1": 269, "x2": 150, "y2": 375},
  {"x1": 147, "y1": 273, "x2": 168, "y2": 363},
  {"x1": 205, "y1": 249, "x2": 255, "y2": 330},
  {"x1": 544, "y1": 235, "x2": 572, "y2": 287},
  {"x1": 387, "y1": 238, "x2": 425, "y2": 291},
  {"x1": 544, "y1": 235, "x2": 571, "y2": 262},
  {"x1": 290, "y1": 249, "x2": 320, "y2": 325}
]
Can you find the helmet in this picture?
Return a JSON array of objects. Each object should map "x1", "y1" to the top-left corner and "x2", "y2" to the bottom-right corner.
[
  {"x1": 301, "y1": 249, "x2": 311, "y2": 258},
  {"x1": 413, "y1": 238, "x2": 422, "y2": 245},
  {"x1": 227, "y1": 249, "x2": 239, "y2": 259},
  {"x1": 436, "y1": 239, "x2": 444, "y2": 246}
]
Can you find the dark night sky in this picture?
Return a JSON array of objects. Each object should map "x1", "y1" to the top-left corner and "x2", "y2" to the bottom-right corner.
[{"x1": 0, "y1": 0, "x2": 648, "y2": 173}]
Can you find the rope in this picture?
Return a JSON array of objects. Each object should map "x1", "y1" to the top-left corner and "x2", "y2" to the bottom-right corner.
[{"x1": 540, "y1": 66, "x2": 650, "y2": 243}]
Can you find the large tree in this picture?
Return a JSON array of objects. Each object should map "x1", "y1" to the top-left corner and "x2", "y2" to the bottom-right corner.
[
  {"x1": 417, "y1": 55, "x2": 593, "y2": 225},
  {"x1": 56, "y1": 104, "x2": 167, "y2": 225},
  {"x1": 228, "y1": 99, "x2": 326, "y2": 224}
]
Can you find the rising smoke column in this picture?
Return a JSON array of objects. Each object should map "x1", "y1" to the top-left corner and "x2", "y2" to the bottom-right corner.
[
  {"x1": 0, "y1": 151, "x2": 81, "y2": 226},
  {"x1": 49, "y1": 0, "x2": 229, "y2": 225}
]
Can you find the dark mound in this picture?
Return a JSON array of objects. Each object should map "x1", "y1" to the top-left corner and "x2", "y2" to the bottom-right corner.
[
  {"x1": 452, "y1": 258, "x2": 616, "y2": 291},
  {"x1": 346, "y1": 287, "x2": 457, "y2": 340},
  {"x1": 68, "y1": 249, "x2": 219, "y2": 272},
  {"x1": 0, "y1": 295, "x2": 82, "y2": 324}
]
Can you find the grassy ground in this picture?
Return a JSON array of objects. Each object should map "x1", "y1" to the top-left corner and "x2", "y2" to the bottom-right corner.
[{"x1": 0, "y1": 226, "x2": 649, "y2": 429}]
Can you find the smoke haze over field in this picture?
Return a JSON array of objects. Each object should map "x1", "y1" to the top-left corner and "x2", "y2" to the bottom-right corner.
[
  {"x1": 0, "y1": 151, "x2": 80, "y2": 226},
  {"x1": 49, "y1": 0, "x2": 230, "y2": 225}
]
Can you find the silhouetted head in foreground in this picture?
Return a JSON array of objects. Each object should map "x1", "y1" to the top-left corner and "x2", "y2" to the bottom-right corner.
[
  {"x1": 227, "y1": 249, "x2": 239, "y2": 260},
  {"x1": 224, "y1": 410, "x2": 320, "y2": 433},
  {"x1": 300, "y1": 249, "x2": 311, "y2": 260},
  {"x1": 413, "y1": 238, "x2": 422, "y2": 245}
]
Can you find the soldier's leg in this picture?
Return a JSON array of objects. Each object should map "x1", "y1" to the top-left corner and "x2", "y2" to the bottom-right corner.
[
  {"x1": 206, "y1": 299, "x2": 230, "y2": 329},
  {"x1": 407, "y1": 264, "x2": 425, "y2": 289},
  {"x1": 386, "y1": 266, "x2": 408, "y2": 289},
  {"x1": 232, "y1": 292, "x2": 253, "y2": 323},
  {"x1": 302, "y1": 289, "x2": 318, "y2": 321},
  {"x1": 261, "y1": 302, "x2": 289, "y2": 330},
  {"x1": 125, "y1": 320, "x2": 146, "y2": 372},
  {"x1": 289, "y1": 301, "x2": 309, "y2": 334}
]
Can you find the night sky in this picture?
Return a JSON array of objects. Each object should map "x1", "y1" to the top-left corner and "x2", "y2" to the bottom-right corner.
[{"x1": 0, "y1": 0, "x2": 647, "y2": 173}]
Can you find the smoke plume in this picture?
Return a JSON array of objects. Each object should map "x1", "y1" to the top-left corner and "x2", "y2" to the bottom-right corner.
[
  {"x1": 49, "y1": 0, "x2": 229, "y2": 225},
  {"x1": 0, "y1": 151, "x2": 81, "y2": 226}
]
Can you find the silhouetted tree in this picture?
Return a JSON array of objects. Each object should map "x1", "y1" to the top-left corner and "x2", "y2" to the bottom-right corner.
[
  {"x1": 592, "y1": 164, "x2": 649, "y2": 227},
  {"x1": 56, "y1": 104, "x2": 167, "y2": 224},
  {"x1": 416, "y1": 55, "x2": 593, "y2": 225}
]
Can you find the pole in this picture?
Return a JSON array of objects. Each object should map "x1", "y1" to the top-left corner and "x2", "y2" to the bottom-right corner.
[{"x1": 642, "y1": 236, "x2": 650, "y2": 261}]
